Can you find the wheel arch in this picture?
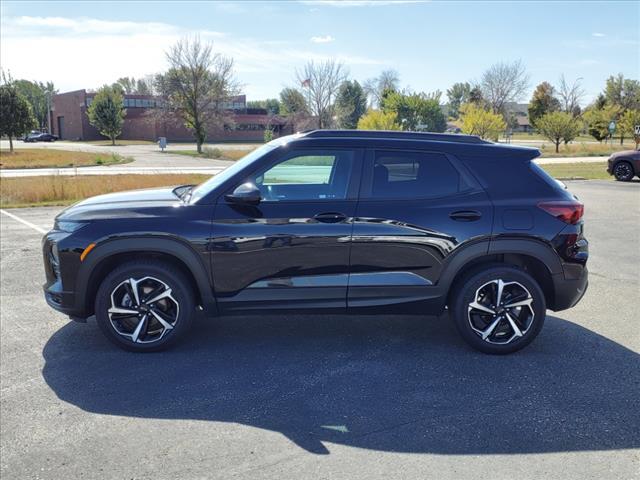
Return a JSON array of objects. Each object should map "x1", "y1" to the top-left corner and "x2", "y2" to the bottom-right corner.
[
  {"x1": 612, "y1": 158, "x2": 636, "y2": 175},
  {"x1": 441, "y1": 238, "x2": 561, "y2": 309},
  {"x1": 77, "y1": 236, "x2": 216, "y2": 316}
]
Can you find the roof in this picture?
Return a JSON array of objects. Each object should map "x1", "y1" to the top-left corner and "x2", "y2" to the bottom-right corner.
[
  {"x1": 285, "y1": 130, "x2": 540, "y2": 161},
  {"x1": 304, "y1": 129, "x2": 489, "y2": 144}
]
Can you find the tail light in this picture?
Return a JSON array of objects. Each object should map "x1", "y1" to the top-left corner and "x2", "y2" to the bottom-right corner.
[{"x1": 538, "y1": 200, "x2": 584, "y2": 224}]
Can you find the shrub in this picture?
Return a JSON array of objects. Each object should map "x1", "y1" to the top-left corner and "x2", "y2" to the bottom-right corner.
[{"x1": 202, "y1": 147, "x2": 223, "y2": 159}]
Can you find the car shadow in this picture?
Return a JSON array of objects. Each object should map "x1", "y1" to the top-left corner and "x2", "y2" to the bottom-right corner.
[{"x1": 42, "y1": 313, "x2": 639, "y2": 455}]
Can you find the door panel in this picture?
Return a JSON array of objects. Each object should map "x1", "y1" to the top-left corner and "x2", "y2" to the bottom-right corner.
[
  {"x1": 210, "y1": 148, "x2": 362, "y2": 312},
  {"x1": 348, "y1": 149, "x2": 493, "y2": 308}
]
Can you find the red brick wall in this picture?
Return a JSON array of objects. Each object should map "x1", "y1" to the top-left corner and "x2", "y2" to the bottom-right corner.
[
  {"x1": 51, "y1": 91, "x2": 295, "y2": 142},
  {"x1": 50, "y1": 90, "x2": 90, "y2": 140}
]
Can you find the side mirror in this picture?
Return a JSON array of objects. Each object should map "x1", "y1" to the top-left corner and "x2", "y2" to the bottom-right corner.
[{"x1": 225, "y1": 182, "x2": 261, "y2": 205}]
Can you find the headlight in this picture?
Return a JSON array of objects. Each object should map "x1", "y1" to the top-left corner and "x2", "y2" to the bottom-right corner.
[{"x1": 54, "y1": 220, "x2": 87, "y2": 233}]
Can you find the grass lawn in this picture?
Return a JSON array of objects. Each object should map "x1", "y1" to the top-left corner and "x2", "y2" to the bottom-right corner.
[
  {"x1": 539, "y1": 161, "x2": 610, "y2": 180},
  {"x1": 510, "y1": 132, "x2": 598, "y2": 143},
  {"x1": 80, "y1": 140, "x2": 156, "y2": 146},
  {"x1": 0, "y1": 149, "x2": 134, "y2": 169},
  {"x1": 173, "y1": 147, "x2": 254, "y2": 161},
  {"x1": 0, "y1": 160, "x2": 614, "y2": 208},
  {"x1": 537, "y1": 142, "x2": 636, "y2": 158},
  {"x1": 0, "y1": 174, "x2": 211, "y2": 208}
]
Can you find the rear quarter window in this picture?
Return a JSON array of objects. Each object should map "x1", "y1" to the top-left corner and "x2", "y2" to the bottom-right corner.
[
  {"x1": 370, "y1": 150, "x2": 466, "y2": 199},
  {"x1": 459, "y1": 156, "x2": 555, "y2": 197}
]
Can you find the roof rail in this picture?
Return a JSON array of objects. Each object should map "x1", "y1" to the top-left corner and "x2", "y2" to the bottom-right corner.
[{"x1": 303, "y1": 129, "x2": 491, "y2": 145}]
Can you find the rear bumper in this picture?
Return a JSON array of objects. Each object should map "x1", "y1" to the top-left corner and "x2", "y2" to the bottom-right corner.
[{"x1": 550, "y1": 265, "x2": 588, "y2": 311}]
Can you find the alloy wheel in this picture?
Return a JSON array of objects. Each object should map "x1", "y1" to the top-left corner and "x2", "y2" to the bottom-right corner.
[
  {"x1": 467, "y1": 279, "x2": 535, "y2": 345},
  {"x1": 614, "y1": 163, "x2": 633, "y2": 181},
  {"x1": 108, "y1": 276, "x2": 179, "y2": 344}
]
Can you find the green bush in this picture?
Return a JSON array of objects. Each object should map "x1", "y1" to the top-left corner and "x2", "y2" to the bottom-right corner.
[{"x1": 202, "y1": 147, "x2": 223, "y2": 159}]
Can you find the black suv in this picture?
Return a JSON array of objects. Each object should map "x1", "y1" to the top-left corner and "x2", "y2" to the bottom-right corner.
[{"x1": 42, "y1": 131, "x2": 589, "y2": 354}]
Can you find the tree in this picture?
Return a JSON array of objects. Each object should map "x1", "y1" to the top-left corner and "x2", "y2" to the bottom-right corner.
[
  {"x1": 583, "y1": 105, "x2": 621, "y2": 142},
  {"x1": 296, "y1": 59, "x2": 347, "y2": 129},
  {"x1": 279, "y1": 88, "x2": 308, "y2": 115},
  {"x1": 157, "y1": 37, "x2": 238, "y2": 153},
  {"x1": 335, "y1": 80, "x2": 367, "y2": 129},
  {"x1": 363, "y1": 69, "x2": 400, "y2": 107},
  {"x1": 115, "y1": 77, "x2": 136, "y2": 94},
  {"x1": 135, "y1": 77, "x2": 154, "y2": 96},
  {"x1": 468, "y1": 85, "x2": 484, "y2": 106},
  {"x1": 13, "y1": 79, "x2": 56, "y2": 131},
  {"x1": 557, "y1": 75, "x2": 585, "y2": 116},
  {"x1": 480, "y1": 60, "x2": 529, "y2": 115},
  {"x1": 381, "y1": 90, "x2": 446, "y2": 132},
  {"x1": 357, "y1": 109, "x2": 401, "y2": 130},
  {"x1": 603, "y1": 74, "x2": 640, "y2": 144},
  {"x1": 528, "y1": 82, "x2": 561, "y2": 128},
  {"x1": 619, "y1": 109, "x2": 640, "y2": 149},
  {"x1": 279, "y1": 87, "x2": 310, "y2": 131},
  {"x1": 0, "y1": 77, "x2": 36, "y2": 152},
  {"x1": 459, "y1": 103, "x2": 506, "y2": 141},
  {"x1": 87, "y1": 85, "x2": 126, "y2": 145},
  {"x1": 605, "y1": 74, "x2": 640, "y2": 111},
  {"x1": 536, "y1": 111, "x2": 582, "y2": 153},
  {"x1": 115, "y1": 76, "x2": 154, "y2": 95},
  {"x1": 446, "y1": 82, "x2": 471, "y2": 119},
  {"x1": 247, "y1": 98, "x2": 281, "y2": 114}
]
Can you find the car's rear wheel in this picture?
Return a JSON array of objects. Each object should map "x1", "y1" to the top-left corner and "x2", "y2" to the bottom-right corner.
[
  {"x1": 450, "y1": 265, "x2": 546, "y2": 354},
  {"x1": 613, "y1": 161, "x2": 634, "y2": 181},
  {"x1": 95, "y1": 260, "x2": 195, "y2": 352}
]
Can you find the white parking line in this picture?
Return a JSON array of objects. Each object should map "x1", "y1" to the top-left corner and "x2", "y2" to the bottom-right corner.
[{"x1": 0, "y1": 209, "x2": 47, "y2": 234}]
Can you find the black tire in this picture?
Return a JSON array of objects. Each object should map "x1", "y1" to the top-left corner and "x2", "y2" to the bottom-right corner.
[
  {"x1": 450, "y1": 265, "x2": 546, "y2": 354},
  {"x1": 95, "y1": 260, "x2": 195, "y2": 352},
  {"x1": 613, "y1": 161, "x2": 634, "y2": 182}
]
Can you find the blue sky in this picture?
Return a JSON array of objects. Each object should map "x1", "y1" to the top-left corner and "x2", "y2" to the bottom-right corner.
[{"x1": 1, "y1": 1, "x2": 638, "y2": 105}]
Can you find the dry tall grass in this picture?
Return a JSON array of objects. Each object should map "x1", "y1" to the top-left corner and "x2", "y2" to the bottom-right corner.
[
  {"x1": 0, "y1": 174, "x2": 211, "y2": 207},
  {"x1": 539, "y1": 142, "x2": 636, "y2": 158},
  {"x1": 0, "y1": 149, "x2": 133, "y2": 169}
]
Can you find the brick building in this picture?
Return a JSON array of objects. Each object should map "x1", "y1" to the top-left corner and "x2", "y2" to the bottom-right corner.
[{"x1": 49, "y1": 90, "x2": 294, "y2": 142}]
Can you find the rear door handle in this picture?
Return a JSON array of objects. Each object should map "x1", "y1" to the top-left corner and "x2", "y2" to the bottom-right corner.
[
  {"x1": 313, "y1": 212, "x2": 347, "y2": 223},
  {"x1": 449, "y1": 210, "x2": 482, "y2": 222}
]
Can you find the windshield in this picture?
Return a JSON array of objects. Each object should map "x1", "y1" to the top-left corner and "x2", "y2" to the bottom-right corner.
[{"x1": 189, "y1": 143, "x2": 277, "y2": 203}]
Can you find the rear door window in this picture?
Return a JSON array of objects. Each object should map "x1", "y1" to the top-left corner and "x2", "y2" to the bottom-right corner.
[{"x1": 369, "y1": 150, "x2": 463, "y2": 199}]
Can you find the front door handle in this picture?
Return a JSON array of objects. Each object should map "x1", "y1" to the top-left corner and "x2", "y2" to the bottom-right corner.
[
  {"x1": 449, "y1": 210, "x2": 482, "y2": 222},
  {"x1": 313, "y1": 212, "x2": 347, "y2": 223}
]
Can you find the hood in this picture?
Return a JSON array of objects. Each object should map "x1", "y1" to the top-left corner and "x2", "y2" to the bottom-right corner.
[
  {"x1": 57, "y1": 186, "x2": 183, "y2": 221},
  {"x1": 610, "y1": 150, "x2": 640, "y2": 160}
]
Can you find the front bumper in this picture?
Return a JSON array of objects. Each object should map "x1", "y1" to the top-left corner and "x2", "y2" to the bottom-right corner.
[
  {"x1": 42, "y1": 231, "x2": 88, "y2": 320},
  {"x1": 606, "y1": 158, "x2": 614, "y2": 175}
]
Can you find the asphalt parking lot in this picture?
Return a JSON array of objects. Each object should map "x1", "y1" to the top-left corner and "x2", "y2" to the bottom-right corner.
[{"x1": 1, "y1": 180, "x2": 638, "y2": 479}]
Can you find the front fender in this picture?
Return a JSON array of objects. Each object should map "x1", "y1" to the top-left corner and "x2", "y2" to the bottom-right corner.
[{"x1": 76, "y1": 235, "x2": 215, "y2": 315}]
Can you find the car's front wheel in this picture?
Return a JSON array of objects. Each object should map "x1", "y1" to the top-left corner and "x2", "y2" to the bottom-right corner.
[
  {"x1": 95, "y1": 260, "x2": 195, "y2": 352},
  {"x1": 450, "y1": 265, "x2": 546, "y2": 354},
  {"x1": 613, "y1": 161, "x2": 634, "y2": 181}
]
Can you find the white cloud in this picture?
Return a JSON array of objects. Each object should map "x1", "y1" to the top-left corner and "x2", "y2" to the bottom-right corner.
[
  {"x1": 0, "y1": 15, "x2": 384, "y2": 98},
  {"x1": 592, "y1": 32, "x2": 606, "y2": 38},
  {"x1": 6, "y1": 15, "x2": 215, "y2": 37},
  {"x1": 300, "y1": 0, "x2": 427, "y2": 7},
  {"x1": 310, "y1": 35, "x2": 335, "y2": 43}
]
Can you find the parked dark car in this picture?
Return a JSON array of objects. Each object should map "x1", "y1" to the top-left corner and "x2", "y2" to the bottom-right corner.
[
  {"x1": 42, "y1": 130, "x2": 589, "y2": 354},
  {"x1": 23, "y1": 131, "x2": 58, "y2": 142},
  {"x1": 607, "y1": 149, "x2": 640, "y2": 181}
]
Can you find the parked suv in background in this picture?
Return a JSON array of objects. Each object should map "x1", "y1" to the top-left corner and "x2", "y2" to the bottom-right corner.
[
  {"x1": 42, "y1": 130, "x2": 589, "y2": 354},
  {"x1": 607, "y1": 149, "x2": 640, "y2": 181}
]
